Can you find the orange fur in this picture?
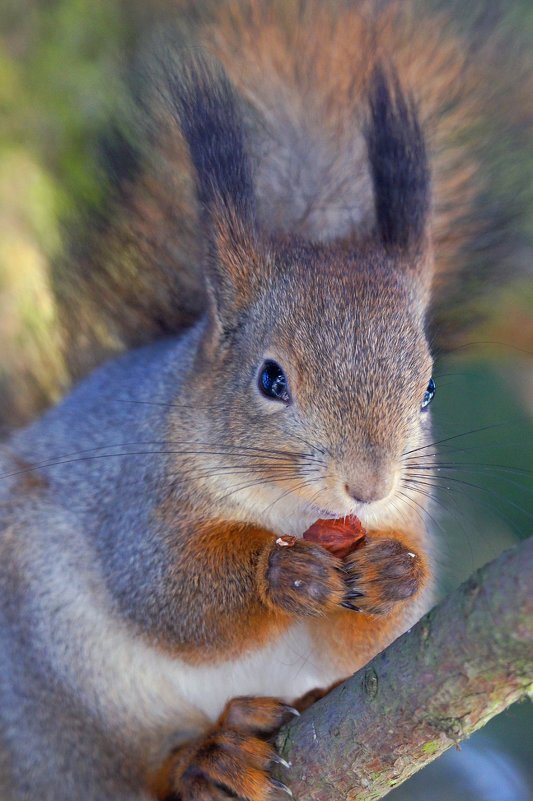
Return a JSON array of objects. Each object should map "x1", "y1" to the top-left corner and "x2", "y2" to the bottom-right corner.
[
  {"x1": 309, "y1": 528, "x2": 430, "y2": 675},
  {"x1": 148, "y1": 513, "x2": 293, "y2": 662},
  {"x1": 150, "y1": 697, "x2": 296, "y2": 801}
]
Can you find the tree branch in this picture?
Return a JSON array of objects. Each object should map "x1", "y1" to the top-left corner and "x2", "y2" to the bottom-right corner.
[{"x1": 275, "y1": 538, "x2": 533, "y2": 800}]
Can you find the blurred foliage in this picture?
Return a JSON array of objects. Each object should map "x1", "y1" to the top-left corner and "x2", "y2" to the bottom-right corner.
[
  {"x1": 0, "y1": 1, "x2": 531, "y2": 798},
  {"x1": 0, "y1": 0, "x2": 128, "y2": 426},
  {"x1": 0, "y1": 0, "x2": 124, "y2": 214}
]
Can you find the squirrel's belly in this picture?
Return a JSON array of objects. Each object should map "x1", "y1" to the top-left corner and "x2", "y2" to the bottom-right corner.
[
  {"x1": 165, "y1": 622, "x2": 340, "y2": 722},
  {"x1": 58, "y1": 601, "x2": 343, "y2": 743},
  {"x1": 81, "y1": 621, "x2": 343, "y2": 741}
]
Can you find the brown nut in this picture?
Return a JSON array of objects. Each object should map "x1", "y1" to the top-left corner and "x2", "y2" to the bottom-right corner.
[{"x1": 303, "y1": 515, "x2": 366, "y2": 559}]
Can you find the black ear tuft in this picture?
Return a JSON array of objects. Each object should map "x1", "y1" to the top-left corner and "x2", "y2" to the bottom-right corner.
[
  {"x1": 169, "y1": 55, "x2": 255, "y2": 224},
  {"x1": 366, "y1": 65, "x2": 430, "y2": 253}
]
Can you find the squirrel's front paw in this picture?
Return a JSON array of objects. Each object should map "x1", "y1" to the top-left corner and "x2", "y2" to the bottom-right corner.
[
  {"x1": 261, "y1": 539, "x2": 348, "y2": 616},
  {"x1": 342, "y1": 537, "x2": 425, "y2": 615},
  {"x1": 259, "y1": 536, "x2": 424, "y2": 618},
  {"x1": 160, "y1": 697, "x2": 296, "y2": 801}
]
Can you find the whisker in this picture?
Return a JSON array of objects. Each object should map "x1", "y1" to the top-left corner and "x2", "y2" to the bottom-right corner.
[
  {"x1": 395, "y1": 488, "x2": 445, "y2": 538},
  {"x1": 442, "y1": 340, "x2": 533, "y2": 358},
  {"x1": 406, "y1": 473, "x2": 533, "y2": 518},
  {"x1": 114, "y1": 399, "x2": 187, "y2": 409},
  {"x1": 403, "y1": 475, "x2": 529, "y2": 542},
  {"x1": 0, "y1": 442, "x2": 324, "y2": 481},
  {"x1": 400, "y1": 481, "x2": 450, "y2": 518},
  {"x1": 115, "y1": 399, "x2": 331, "y2": 460},
  {"x1": 162, "y1": 464, "x2": 320, "y2": 487},
  {"x1": 290, "y1": 431, "x2": 329, "y2": 458},
  {"x1": 403, "y1": 462, "x2": 532, "y2": 477},
  {"x1": 305, "y1": 486, "x2": 329, "y2": 509},
  {"x1": 400, "y1": 482, "x2": 476, "y2": 569},
  {"x1": 178, "y1": 465, "x2": 317, "y2": 482},
  {"x1": 397, "y1": 485, "x2": 449, "y2": 536},
  {"x1": 402, "y1": 439, "x2": 531, "y2": 462},
  {"x1": 214, "y1": 473, "x2": 304, "y2": 504},
  {"x1": 387, "y1": 495, "x2": 409, "y2": 528},
  {"x1": 403, "y1": 466, "x2": 533, "y2": 496},
  {"x1": 402, "y1": 423, "x2": 508, "y2": 457},
  {"x1": 400, "y1": 480, "x2": 477, "y2": 541},
  {"x1": 110, "y1": 465, "x2": 316, "y2": 500},
  {"x1": 261, "y1": 477, "x2": 323, "y2": 516}
]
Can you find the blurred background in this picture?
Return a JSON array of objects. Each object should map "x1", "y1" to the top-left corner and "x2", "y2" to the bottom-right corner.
[{"x1": 0, "y1": 0, "x2": 531, "y2": 798}]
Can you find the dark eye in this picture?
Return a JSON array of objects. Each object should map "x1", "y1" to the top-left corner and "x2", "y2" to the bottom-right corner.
[
  {"x1": 258, "y1": 360, "x2": 291, "y2": 403},
  {"x1": 421, "y1": 377, "x2": 436, "y2": 411}
]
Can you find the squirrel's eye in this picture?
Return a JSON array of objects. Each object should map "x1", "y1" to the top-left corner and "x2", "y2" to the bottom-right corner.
[
  {"x1": 258, "y1": 360, "x2": 290, "y2": 403},
  {"x1": 421, "y1": 377, "x2": 436, "y2": 411}
]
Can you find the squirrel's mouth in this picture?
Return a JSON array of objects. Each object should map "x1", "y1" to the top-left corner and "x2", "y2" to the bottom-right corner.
[{"x1": 305, "y1": 497, "x2": 396, "y2": 533}]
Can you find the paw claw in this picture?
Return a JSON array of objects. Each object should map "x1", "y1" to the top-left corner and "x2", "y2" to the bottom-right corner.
[
  {"x1": 283, "y1": 705, "x2": 300, "y2": 717},
  {"x1": 163, "y1": 698, "x2": 297, "y2": 801},
  {"x1": 345, "y1": 589, "x2": 364, "y2": 599},
  {"x1": 265, "y1": 540, "x2": 344, "y2": 616},
  {"x1": 270, "y1": 778, "x2": 293, "y2": 797},
  {"x1": 271, "y1": 753, "x2": 291, "y2": 769},
  {"x1": 340, "y1": 600, "x2": 361, "y2": 611},
  {"x1": 339, "y1": 537, "x2": 425, "y2": 614}
]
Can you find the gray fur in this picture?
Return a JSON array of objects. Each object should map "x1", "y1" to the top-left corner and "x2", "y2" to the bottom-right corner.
[
  {"x1": 0, "y1": 245, "x2": 435, "y2": 798},
  {"x1": 0, "y1": 11, "x2": 441, "y2": 799}
]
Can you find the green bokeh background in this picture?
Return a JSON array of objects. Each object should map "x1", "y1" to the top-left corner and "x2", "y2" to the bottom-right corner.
[{"x1": 0, "y1": 1, "x2": 531, "y2": 798}]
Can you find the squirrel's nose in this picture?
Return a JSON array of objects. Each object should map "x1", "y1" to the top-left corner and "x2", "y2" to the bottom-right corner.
[{"x1": 344, "y1": 473, "x2": 393, "y2": 505}]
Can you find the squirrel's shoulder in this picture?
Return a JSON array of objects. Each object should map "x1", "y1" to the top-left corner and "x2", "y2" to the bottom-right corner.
[{"x1": 9, "y1": 328, "x2": 202, "y2": 468}]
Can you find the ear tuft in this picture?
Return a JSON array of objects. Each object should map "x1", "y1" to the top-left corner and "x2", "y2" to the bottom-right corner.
[
  {"x1": 167, "y1": 55, "x2": 263, "y2": 336},
  {"x1": 366, "y1": 65, "x2": 430, "y2": 253},
  {"x1": 169, "y1": 54, "x2": 255, "y2": 225}
]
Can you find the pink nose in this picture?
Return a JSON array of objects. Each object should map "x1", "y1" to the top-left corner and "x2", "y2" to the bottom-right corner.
[{"x1": 344, "y1": 474, "x2": 392, "y2": 505}]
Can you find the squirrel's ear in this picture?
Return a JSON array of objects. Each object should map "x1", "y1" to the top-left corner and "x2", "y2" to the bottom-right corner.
[
  {"x1": 366, "y1": 65, "x2": 431, "y2": 257},
  {"x1": 170, "y1": 56, "x2": 260, "y2": 334}
]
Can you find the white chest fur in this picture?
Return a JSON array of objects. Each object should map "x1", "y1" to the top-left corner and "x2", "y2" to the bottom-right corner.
[
  {"x1": 34, "y1": 551, "x2": 339, "y2": 743},
  {"x1": 110, "y1": 621, "x2": 336, "y2": 730}
]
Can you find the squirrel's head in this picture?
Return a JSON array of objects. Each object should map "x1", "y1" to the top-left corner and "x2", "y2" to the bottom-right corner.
[{"x1": 173, "y1": 60, "x2": 435, "y2": 532}]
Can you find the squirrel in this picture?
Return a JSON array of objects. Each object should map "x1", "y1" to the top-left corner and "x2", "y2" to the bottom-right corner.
[{"x1": 0, "y1": 1, "x2": 526, "y2": 800}]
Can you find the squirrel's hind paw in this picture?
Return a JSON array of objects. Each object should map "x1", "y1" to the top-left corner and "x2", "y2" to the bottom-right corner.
[{"x1": 157, "y1": 697, "x2": 296, "y2": 801}]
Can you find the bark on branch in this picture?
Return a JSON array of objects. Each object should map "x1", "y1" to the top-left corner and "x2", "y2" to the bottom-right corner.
[{"x1": 275, "y1": 538, "x2": 533, "y2": 801}]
